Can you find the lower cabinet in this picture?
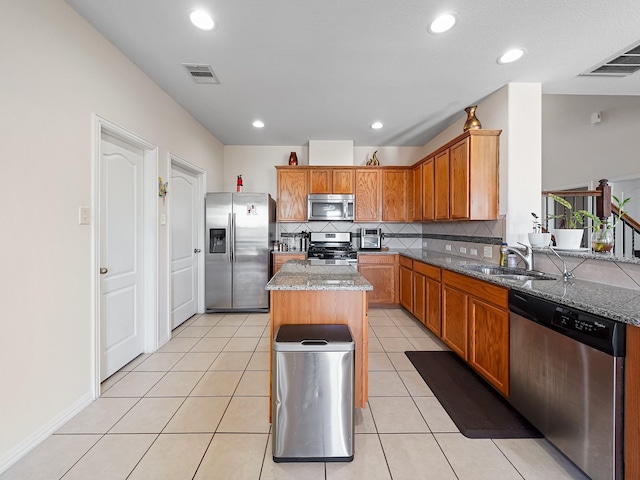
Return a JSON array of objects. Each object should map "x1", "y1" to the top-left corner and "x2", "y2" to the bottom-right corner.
[
  {"x1": 357, "y1": 254, "x2": 398, "y2": 306},
  {"x1": 413, "y1": 260, "x2": 441, "y2": 336},
  {"x1": 272, "y1": 253, "x2": 306, "y2": 275},
  {"x1": 441, "y1": 270, "x2": 509, "y2": 396},
  {"x1": 399, "y1": 256, "x2": 413, "y2": 311}
]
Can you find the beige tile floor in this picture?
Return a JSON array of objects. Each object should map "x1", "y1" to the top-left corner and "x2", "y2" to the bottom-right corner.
[{"x1": 1, "y1": 309, "x2": 590, "y2": 480}]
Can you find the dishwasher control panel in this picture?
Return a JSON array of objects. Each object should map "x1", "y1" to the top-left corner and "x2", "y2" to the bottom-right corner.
[{"x1": 552, "y1": 307, "x2": 611, "y2": 339}]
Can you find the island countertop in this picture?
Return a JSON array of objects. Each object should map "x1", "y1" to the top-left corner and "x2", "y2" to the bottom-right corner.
[{"x1": 265, "y1": 260, "x2": 373, "y2": 291}]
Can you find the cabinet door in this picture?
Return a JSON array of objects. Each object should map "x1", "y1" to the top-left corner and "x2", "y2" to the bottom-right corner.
[
  {"x1": 358, "y1": 254, "x2": 397, "y2": 305},
  {"x1": 277, "y1": 169, "x2": 308, "y2": 222},
  {"x1": 450, "y1": 137, "x2": 470, "y2": 219},
  {"x1": 412, "y1": 271, "x2": 426, "y2": 324},
  {"x1": 355, "y1": 169, "x2": 381, "y2": 222},
  {"x1": 422, "y1": 159, "x2": 435, "y2": 221},
  {"x1": 382, "y1": 169, "x2": 408, "y2": 222},
  {"x1": 424, "y1": 278, "x2": 441, "y2": 336},
  {"x1": 441, "y1": 285, "x2": 468, "y2": 359},
  {"x1": 332, "y1": 169, "x2": 354, "y2": 194},
  {"x1": 412, "y1": 164, "x2": 423, "y2": 221},
  {"x1": 272, "y1": 253, "x2": 306, "y2": 275},
  {"x1": 468, "y1": 297, "x2": 509, "y2": 396},
  {"x1": 309, "y1": 169, "x2": 332, "y2": 194},
  {"x1": 399, "y1": 265, "x2": 413, "y2": 311},
  {"x1": 434, "y1": 150, "x2": 449, "y2": 220}
]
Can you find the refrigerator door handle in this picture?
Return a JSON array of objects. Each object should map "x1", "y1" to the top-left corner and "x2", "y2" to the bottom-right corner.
[
  {"x1": 228, "y1": 213, "x2": 233, "y2": 263},
  {"x1": 232, "y1": 213, "x2": 237, "y2": 263}
]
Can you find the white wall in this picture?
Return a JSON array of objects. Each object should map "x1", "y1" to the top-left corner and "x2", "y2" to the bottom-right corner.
[
  {"x1": 421, "y1": 83, "x2": 542, "y2": 245},
  {"x1": 542, "y1": 95, "x2": 640, "y2": 190},
  {"x1": 223, "y1": 145, "x2": 423, "y2": 198},
  {"x1": 0, "y1": 0, "x2": 224, "y2": 471}
]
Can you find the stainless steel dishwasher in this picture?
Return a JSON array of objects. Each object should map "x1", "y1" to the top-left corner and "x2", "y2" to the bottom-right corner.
[{"x1": 509, "y1": 290, "x2": 626, "y2": 480}]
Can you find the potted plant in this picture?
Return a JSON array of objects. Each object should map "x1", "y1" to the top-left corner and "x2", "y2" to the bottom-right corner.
[
  {"x1": 528, "y1": 213, "x2": 551, "y2": 248},
  {"x1": 589, "y1": 195, "x2": 630, "y2": 253},
  {"x1": 547, "y1": 193, "x2": 590, "y2": 250}
]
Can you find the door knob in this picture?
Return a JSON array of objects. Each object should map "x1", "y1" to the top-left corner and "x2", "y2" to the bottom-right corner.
[
  {"x1": 100, "y1": 267, "x2": 108, "y2": 274},
  {"x1": 194, "y1": 248, "x2": 202, "y2": 253}
]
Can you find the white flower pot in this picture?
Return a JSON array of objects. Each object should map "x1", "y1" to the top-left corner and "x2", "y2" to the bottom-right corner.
[
  {"x1": 553, "y1": 229, "x2": 584, "y2": 250},
  {"x1": 528, "y1": 232, "x2": 551, "y2": 248}
]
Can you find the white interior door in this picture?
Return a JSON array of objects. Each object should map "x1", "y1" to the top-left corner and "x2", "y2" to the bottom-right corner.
[
  {"x1": 99, "y1": 133, "x2": 145, "y2": 381},
  {"x1": 170, "y1": 164, "x2": 200, "y2": 328}
]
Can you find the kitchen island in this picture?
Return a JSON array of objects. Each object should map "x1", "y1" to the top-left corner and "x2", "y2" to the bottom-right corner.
[{"x1": 265, "y1": 260, "x2": 373, "y2": 414}]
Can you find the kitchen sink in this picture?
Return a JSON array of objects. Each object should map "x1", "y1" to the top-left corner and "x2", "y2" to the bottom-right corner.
[{"x1": 461, "y1": 264, "x2": 555, "y2": 281}]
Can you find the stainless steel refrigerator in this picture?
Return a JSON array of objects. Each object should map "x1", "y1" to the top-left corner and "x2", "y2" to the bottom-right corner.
[{"x1": 205, "y1": 193, "x2": 276, "y2": 312}]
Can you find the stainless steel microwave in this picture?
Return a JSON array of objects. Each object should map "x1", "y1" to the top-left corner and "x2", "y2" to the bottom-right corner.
[{"x1": 307, "y1": 194, "x2": 355, "y2": 221}]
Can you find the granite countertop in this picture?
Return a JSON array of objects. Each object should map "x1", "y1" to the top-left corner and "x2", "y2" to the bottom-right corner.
[
  {"x1": 266, "y1": 260, "x2": 373, "y2": 291},
  {"x1": 381, "y1": 249, "x2": 640, "y2": 327}
]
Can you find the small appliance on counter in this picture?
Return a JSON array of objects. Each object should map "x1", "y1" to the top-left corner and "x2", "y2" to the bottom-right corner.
[{"x1": 359, "y1": 228, "x2": 382, "y2": 250}]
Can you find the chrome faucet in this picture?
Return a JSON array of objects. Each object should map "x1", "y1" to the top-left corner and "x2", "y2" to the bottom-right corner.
[
  {"x1": 542, "y1": 245, "x2": 575, "y2": 281},
  {"x1": 504, "y1": 242, "x2": 534, "y2": 271}
]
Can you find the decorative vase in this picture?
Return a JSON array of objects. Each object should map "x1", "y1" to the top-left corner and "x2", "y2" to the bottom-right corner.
[
  {"x1": 553, "y1": 229, "x2": 584, "y2": 250},
  {"x1": 288, "y1": 152, "x2": 298, "y2": 166},
  {"x1": 591, "y1": 227, "x2": 614, "y2": 253},
  {"x1": 463, "y1": 105, "x2": 482, "y2": 132},
  {"x1": 528, "y1": 232, "x2": 551, "y2": 249}
]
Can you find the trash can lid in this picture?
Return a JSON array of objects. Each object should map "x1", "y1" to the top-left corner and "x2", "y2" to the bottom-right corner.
[{"x1": 274, "y1": 324, "x2": 353, "y2": 345}]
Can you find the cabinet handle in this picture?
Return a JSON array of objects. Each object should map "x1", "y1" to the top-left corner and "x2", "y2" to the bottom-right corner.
[
  {"x1": 194, "y1": 248, "x2": 202, "y2": 253},
  {"x1": 100, "y1": 267, "x2": 108, "y2": 274}
]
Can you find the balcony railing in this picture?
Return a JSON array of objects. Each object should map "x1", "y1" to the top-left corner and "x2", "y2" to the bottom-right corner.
[{"x1": 542, "y1": 179, "x2": 639, "y2": 257}]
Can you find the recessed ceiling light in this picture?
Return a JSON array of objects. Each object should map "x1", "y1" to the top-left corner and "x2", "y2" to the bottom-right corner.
[
  {"x1": 371, "y1": 122, "x2": 383, "y2": 129},
  {"x1": 428, "y1": 13, "x2": 457, "y2": 34},
  {"x1": 252, "y1": 120, "x2": 264, "y2": 128},
  {"x1": 498, "y1": 48, "x2": 526, "y2": 64},
  {"x1": 190, "y1": 10, "x2": 214, "y2": 30}
]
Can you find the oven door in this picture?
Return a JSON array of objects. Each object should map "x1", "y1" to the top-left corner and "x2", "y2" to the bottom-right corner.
[{"x1": 307, "y1": 195, "x2": 354, "y2": 221}]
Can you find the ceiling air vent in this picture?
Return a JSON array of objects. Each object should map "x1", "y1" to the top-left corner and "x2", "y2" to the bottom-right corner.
[
  {"x1": 581, "y1": 41, "x2": 640, "y2": 77},
  {"x1": 183, "y1": 64, "x2": 220, "y2": 84}
]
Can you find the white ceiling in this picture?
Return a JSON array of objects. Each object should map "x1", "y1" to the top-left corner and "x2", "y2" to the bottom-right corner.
[{"x1": 65, "y1": 0, "x2": 640, "y2": 146}]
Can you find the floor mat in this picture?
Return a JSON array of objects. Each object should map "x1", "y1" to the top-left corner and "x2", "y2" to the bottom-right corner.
[{"x1": 405, "y1": 351, "x2": 542, "y2": 439}]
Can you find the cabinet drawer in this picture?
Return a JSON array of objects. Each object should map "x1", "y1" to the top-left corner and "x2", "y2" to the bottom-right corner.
[
  {"x1": 413, "y1": 260, "x2": 441, "y2": 281},
  {"x1": 399, "y1": 256, "x2": 413, "y2": 268},
  {"x1": 442, "y1": 270, "x2": 507, "y2": 309},
  {"x1": 273, "y1": 253, "x2": 306, "y2": 264},
  {"x1": 358, "y1": 254, "x2": 397, "y2": 265}
]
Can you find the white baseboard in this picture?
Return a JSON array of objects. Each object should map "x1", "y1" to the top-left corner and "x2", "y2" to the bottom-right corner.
[{"x1": 0, "y1": 391, "x2": 95, "y2": 475}]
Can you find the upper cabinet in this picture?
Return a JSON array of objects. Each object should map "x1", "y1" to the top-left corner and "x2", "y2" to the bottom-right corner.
[
  {"x1": 308, "y1": 168, "x2": 354, "y2": 194},
  {"x1": 276, "y1": 167, "x2": 308, "y2": 222},
  {"x1": 411, "y1": 164, "x2": 423, "y2": 222},
  {"x1": 382, "y1": 169, "x2": 409, "y2": 222},
  {"x1": 420, "y1": 129, "x2": 501, "y2": 222},
  {"x1": 355, "y1": 169, "x2": 381, "y2": 222}
]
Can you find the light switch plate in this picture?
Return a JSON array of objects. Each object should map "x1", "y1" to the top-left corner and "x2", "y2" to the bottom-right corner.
[
  {"x1": 460, "y1": 247, "x2": 467, "y2": 254},
  {"x1": 160, "y1": 213, "x2": 167, "y2": 225},
  {"x1": 470, "y1": 248, "x2": 478, "y2": 256},
  {"x1": 445, "y1": 244, "x2": 452, "y2": 251},
  {"x1": 484, "y1": 246, "x2": 493, "y2": 258},
  {"x1": 79, "y1": 206, "x2": 90, "y2": 225}
]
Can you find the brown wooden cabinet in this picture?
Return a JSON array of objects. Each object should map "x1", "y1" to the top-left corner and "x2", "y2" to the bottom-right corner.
[
  {"x1": 434, "y1": 150, "x2": 450, "y2": 220},
  {"x1": 382, "y1": 169, "x2": 409, "y2": 222},
  {"x1": 357, "y1": 254, "x2": 398, "y2": 306},
  {"x1": 332, "y1": 169, "x2": 354, "y2": 194},
  {"x1": 412, "y1": 260, "x2": 441, "y2": 335},
  {"x1": 626, "y1": 325, "x2": 640, "y2": 478},
  {"x1": 272, "y1": 253, "x2": 306, "y2": 275},
  {"x1": 398, "y1": 256, "x2": 413, "y2": 311},
  {"x1": 308, "y1": 169, "x2": 332, "y2": 194},
  {"x1": 450, "y1": 137, "x2": 470, "y2": 219},
  {"x1": 468, "y1": 296, "x2": 509, "y2": 395},
  {"x1": 308, "y1": 168, "x2": 354, "y2": 194},
  {"x1": 411, "y1": 164, "x2": 423, "y2": 221},
  {"x1": 276, "y1": 167, "x2": 308, "y2": 222},
  {"x1": 355, "y1": 169, "x2": 381, "y2": 222},
  {"x1": 441, "y1": 269, "x2": 509, "y2": 396},
  {"x1": 422, "y1": 158, "x2": 435, "y2": 221}
]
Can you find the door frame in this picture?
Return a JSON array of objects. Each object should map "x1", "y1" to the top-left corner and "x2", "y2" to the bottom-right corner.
[
  {"x1": 92, "y1": 114, "x2": 158, "y2": 397},
  {"x1": 165, "y1": 154, "x2": 206, "y2": 343}
]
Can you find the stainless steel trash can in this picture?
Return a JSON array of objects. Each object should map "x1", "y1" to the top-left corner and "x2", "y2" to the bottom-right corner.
[{"x1": 272, "y1": 324, "x2": 354, "y2": 462}]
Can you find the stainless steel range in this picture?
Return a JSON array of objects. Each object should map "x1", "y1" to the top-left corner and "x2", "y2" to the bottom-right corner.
[{"x1": 307, "y1": 232, "x2": 357, "y2": 265}]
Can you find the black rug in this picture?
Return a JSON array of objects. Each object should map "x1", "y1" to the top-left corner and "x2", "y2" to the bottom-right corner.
[{"x1": 405, "y1": 351, "x2": 542, "y2": 439}]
